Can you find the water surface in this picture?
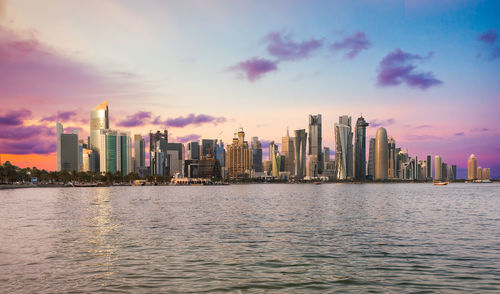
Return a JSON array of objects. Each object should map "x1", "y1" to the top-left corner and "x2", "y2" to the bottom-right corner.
[{"x1": 1, "y1": 183, "x2": 499, "y2": 293}]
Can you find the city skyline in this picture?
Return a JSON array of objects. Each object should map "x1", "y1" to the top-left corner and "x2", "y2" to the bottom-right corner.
[{"x1": 0, "y1": 1, "x2": 499, "y2": 178}]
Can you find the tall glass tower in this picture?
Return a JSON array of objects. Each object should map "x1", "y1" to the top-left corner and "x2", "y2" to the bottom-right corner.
[
  {"x1": 294, "y1": 129, "x2": 307, "y2": 178},
  {"x1": 308, "y1": 114, "x2": 323, "y2": 174},
  {"x1": 354, "y1": 115, "x2": 369, "y2": 180},
  {"x1": 90, "y1": 100, "x2": 109, "y2": 173}
]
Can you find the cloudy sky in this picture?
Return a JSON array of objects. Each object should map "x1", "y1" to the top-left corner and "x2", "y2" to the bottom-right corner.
[{"x1": 0, "y1": 0, "x2": 499, "y2": 178}]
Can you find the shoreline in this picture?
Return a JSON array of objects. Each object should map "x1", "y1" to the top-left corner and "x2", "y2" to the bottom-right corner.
[{"x1": 1, "y1": 180, "x2": 497, "y2": 190}]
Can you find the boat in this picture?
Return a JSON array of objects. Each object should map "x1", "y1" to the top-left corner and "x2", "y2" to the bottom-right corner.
[
  {"x1": 433, "y1": 181, "x2": 449, "y2": 186},
  {"x1": 313, "y1": 181, "x2": 322, "y2": 185}
]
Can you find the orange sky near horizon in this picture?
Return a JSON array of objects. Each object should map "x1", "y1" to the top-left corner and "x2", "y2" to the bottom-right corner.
[{"x1": 1, "y1": 153, "x2": 56, "y2": 171}]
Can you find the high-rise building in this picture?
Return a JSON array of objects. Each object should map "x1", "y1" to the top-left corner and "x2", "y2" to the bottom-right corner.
[
  {"x1": 167, "y1": 143, "x2": 184, "y2": 177},
  {"x1": 251, "y1": 137, "x2": 263, "y2": 173},
  {"x1": 187, "y1": 141, "x2": 200, "y2": 160},
  {"x1": 367, "y1": 138, "x2": 375, "y2": 178},
  {"x1": 56, "y1": 122, "x2": 79, "y2": 172},
  {"x1": 388, "y1": 136, "x2": 397, "y2": 178},
  {"x1": 426, "y1": 155, "x2": 432, "y2": 180},
  {"x1": 308, "y1": 114, "x2": 323, "y2": 174},
  {"x1": 99, "y1": 129, "x2": 131, "y2": 175},
  {"x1": 89, "y1": 101, "x2": 109, "y2": 172},
  {"x1": 201, "y1": 139, "x2": 217, "y2": 159},
  {"x1": 339, "y1": 115, "x2": 354, "y2": 177},
  {"x1": 226, "y1": 129, "x2": 252, "y2": 178},
  {"x1": 134, "y1": 134, "x2": 145, "y2": 171},
  {"x1": 477, "y1": 167, "x2": 483, "y2": 180},
  {"x1": 150, "y1": 130, "x2": 168, "y2": 176},
  {"x1": 307, "y1": 154, "x2": 319, "y2": 178},
  {"x1": 483, "y1": 168, "x2": 490, "y2": 180},
  {"x1": 82, "y1": 149, "x2": 94, "y2": 172},
  {"x1": 294, "y1": 129, "x2": 307, "y2": 178},
  {"x1": 374, "y1": 127, "x2": 388, "y2": 180},
  {"x1": 354, "y1": 115, "x2": 369, "y2": 180},
  {"x1": 216, "y1": 140, "x2": 225, "y2": 177},
  {"x1": 441, "y1": 162, "x2": 448, "y2": 181},
  {"x1": 334, "y1": 123, "x2": 350, "y2": 179},
  {"x1": 468, "y1": 154, "x2": 477, "y2": 180},
  {"x1": 434, "y1": 155, "x2": 442, "y2": 181},
  {"x1": 281, "y1": 129, "x2": 295, "y2": 175}
]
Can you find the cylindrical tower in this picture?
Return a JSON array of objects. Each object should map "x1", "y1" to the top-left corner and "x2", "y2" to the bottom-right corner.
[
  {"x1": 374, "y1": 127, "x2": 388, "y2": 180},
  {"x1": 468, "y1": 154, "x2": 477, "y2": 180}
]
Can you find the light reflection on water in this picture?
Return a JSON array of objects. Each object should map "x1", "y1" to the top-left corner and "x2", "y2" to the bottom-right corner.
[{"x1": 0, "y1": 183, "x2": 499, "y2": 293}]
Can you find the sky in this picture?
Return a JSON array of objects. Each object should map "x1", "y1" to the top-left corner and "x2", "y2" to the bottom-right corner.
[{"x1": 0, "y1": 0, "x2": 499, "y2": 178}]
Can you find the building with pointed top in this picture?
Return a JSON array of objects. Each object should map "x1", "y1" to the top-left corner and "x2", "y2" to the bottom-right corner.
[{"x1": 354, "y1": 115, "x2": 369, "y2": 180}]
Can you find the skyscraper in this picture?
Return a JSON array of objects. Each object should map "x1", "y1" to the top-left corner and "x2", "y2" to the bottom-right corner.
[
  {"x1": 216, "y1": 140, "x2": 225, "y2": 176},
  {"x1": 187, "y1": 141, "x2": 200, "y2": 160},
  {"x1": 468, "y1": 154, "x2": 477, "y2": 180},
  {"x1": 338, "y1": 115, "x2": 353, "y2": 177},
  {"x1": 294, "y1": 129, "x2": 307, "y2": 178},
  {"x1": 434, "y1": 155, "x2": 442, "y2": 181},
  {"x1": 56, "y1": 122, "x2": 78, "y2": 172},
  {"x1": 134, "y1": 134, "x2": 145, "y2": 171},
  {"x1": 426, "y1": 155, "x2": 432, "y2": 180},
  {"x1": 374, "y1": 127, "x2": 388, "y2": 180},
  {"x1": 367, "y1": 138, "x2": 375, "y2": 178},
  {"x1": 388, "y1": 136, "x2": 396, "y2": 178},
  {"x1": 201, "y1": 139, "x2": 217, "y2": 159},
  {"x1": 251, "y1": 137, "x2": 263, "y2": 173},
  {"x1": 354, "y1": 115, "x2": 369, "y2": 180},
  {"x1": 90, "y1": 100, "x2": 109, "y2": 172},
  {"x1": 308, "y1": 114, "x2": 323, "y2": 174},
  {"x1": 334, "y1": 123, "x2": 350, "y2": 179},
  {"x1": 99, "y1": 129, "x2": 131, "y2": 175},
  {"x1": 167, "y1": 143, "x2": 184, "y2": 176},
  {"x1": 281, "y1": 128, "x2": 295, "y2": 175},
  {"x1": 226, "y1": 128, "x2": 251, "y2": 178},
  {"x1": 150, "y1": 130, "x2": 168, "y2": 176}
]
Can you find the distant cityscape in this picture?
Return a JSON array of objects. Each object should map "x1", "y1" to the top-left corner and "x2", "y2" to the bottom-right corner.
[{"x1": 56, "y1": 101, "x2": 492, "y2": 182}]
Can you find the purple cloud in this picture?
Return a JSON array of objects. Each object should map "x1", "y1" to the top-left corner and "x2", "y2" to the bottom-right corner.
[
  {"x1": 153, "y1": 114, "x2": 226, "y2": 128},
  {"x1": 0, "y1": 140, "x2": 56, "y2": 155},
  {"x1": 229, "y1": 57, "x2": 278, "y2": 82},
  {"x1": 454, "y1": 132, "x2": 465, "y2": 136},
  {"x1": 0, "y1": 123, "x2": 56, "y2": 155},
  {"x1": 0, "y1": 108, "x2": 32, "y2": 126},
  {"x1": 0, "y1": 125, "x2": 51, "y2": 139},
  {"x1": 477, "y1": 30, "x2": 500, "y2": 60},
  {"x1": 369, "y1": 118, "x2": 395, "y2": 127},
  {"x1": 478, "y1": 30, "x2": 497, "y2": 44},
  {"x1": 377, "y1": 48, "x2": 443, "y2": 89},
  {"x1": 41, "y1": 110, "x2": 77, "y2": 122},
  {"x1": 117, "y1": 111, "x2": 152, "y2": 127},
  {"x1": 330, "y1": 31, "x2": 370, "y2": 59},
  {"x1": 470, "y1": 128, "x2": 489, "y2": 132},
  {"x1": 174, "y1": 134, "x2": 201, "y2": 143},
  {"x1": 265, "y1": 31, "x2": 323, "y2": 61}
]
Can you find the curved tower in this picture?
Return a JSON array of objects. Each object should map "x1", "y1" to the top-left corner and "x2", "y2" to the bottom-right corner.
[
  {"x1": 374, "y1": 127, "x2": 388, "y2": 180},
  {"x1": 468, "y1": 154, "x2": 477, "y2": 180}
]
